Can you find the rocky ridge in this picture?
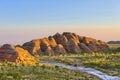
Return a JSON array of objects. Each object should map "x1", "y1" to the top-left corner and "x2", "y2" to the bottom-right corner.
[
  {"x1": 0, "y1": 32, "x2": 109, "y2": 62},
  {"x1": 22, "y1": 32, "x2": 109, "y2": 55}
]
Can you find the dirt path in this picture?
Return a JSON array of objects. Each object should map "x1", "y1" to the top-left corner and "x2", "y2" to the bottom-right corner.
[{"x1": 42, "y1": 61, "x2": 120, "y2": 80}]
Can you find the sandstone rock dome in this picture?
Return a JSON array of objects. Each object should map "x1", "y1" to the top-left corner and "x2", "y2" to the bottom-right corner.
[
  {"x1": 22, "y1": 32, "x2": 109, "y2": 55},
  {"x1": 0, "y1": 44, "x2": 37, "y2": 64}
]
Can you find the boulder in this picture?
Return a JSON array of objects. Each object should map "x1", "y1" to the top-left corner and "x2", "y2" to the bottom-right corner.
[
  {"x1": 54, "y1": 44, "x2": 66, "y2": 54},
  {"x1": 0, "y1": 44, "x2": 37, "y2": 65},
  {"x1": 40, "y1": 38, "x2": 50, "y2": 51},
  {"x1": 1, "y1": 44, "x2": 15, "y2": 50},
  {"x1": 53, "y1": 33, "x2": 68, "y2": 50},
  {"x1": 63, "y1": 32, "x2": 80, "y2": 43},
  {"x1": 48, "y1": 36, "x2": 57, "y2": 48},
  {"x1": 83, "y1": 37, "x2": 97, "y2": 45},
  {"x1": 97, "y1": 40, "x2": 109, "y2": 51},
  {"x1": 77, "y1": 35, "x2": 84, "y2": 43},
  {"x1": 79, "y1": 43, "x2": 92, "y2": 53},
  {"x1": 0, "y1": 44, "x2": 17, "y2": 62},
  {"x1": 32, "y1": 39, "x2": 41, "y2": 54},
  {"x1": 44, "y1": 46, "x2": 54, "y2": 55},
  {"x1": 67, "y1": 39, "x2": 81, "y2": 53},
  {"x1": 40, "y1": 38, "x2": 53, "y2": 55},
  {"x1": 22, "y1": 41, "x2": 36, "y2": 55},
  {"x1": 88, "y1": 42, "x2": 98, "y2": 52},
  {"x1": 22, "y1": 39, "x2": 41, "y2": 55}
]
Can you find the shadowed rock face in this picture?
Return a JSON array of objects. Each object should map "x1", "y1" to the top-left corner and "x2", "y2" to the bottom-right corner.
[
  {"x1": 21, "y1": 32, "x2": 109, "y2": 55},
  {"x1": 22, "y1": 41, "x2": 36, "y2": 55},
  {"x1": 79, "y1": 43, "x2": 92, "y2": 53},
  {"x1": 0, "y1": 44, "x2": 17, "y2": 62},
  {"x1": 40, "y1": 38, "x2": 54, "y2": 55},
  {"x1": 63, "y1": 32, "x2": 80, "y2": 44},
  {"x1": 54, "y1": 44, "x2": 66, "y2": 54},
  {"x1": 53, "y1": 33, "x2": 68, "y2": 45},
  {"x1": 67, "y1": 39, "x2": 81, "y2": 53},
  {"x1": 23, "y1": 39, "x2": 41, "y2": 55},
  {"x1": 88, "y1": 42, "x2": 98, "y2": 52},
  {"x1": 53, "y1": 33, "x2": 68, "y2": 50},
  {"x1": 1, "y1": 44, "x2": 15, "y2": 49},
  {"x1": 97, "y1": 40, "x2": 109, "y2": 51}
]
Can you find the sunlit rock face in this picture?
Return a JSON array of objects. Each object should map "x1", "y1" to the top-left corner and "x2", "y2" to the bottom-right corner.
[
  {"x1": 48, "y1": 36, "x2": 57, "y2": 48},
  {"x1": 0, "y1": 44, "x2": 37, "y2": 64},
  {"x1": 21, "y1": 32, "x2": 109, "y2": 55}
]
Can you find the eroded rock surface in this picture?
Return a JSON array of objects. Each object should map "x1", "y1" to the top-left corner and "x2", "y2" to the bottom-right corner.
[
  {"x1": 21, "y1": 32, "x2": 109, "y2": 55},
  {"x1": 67, "y1": 39, "x2": 81, "y2": 53},
  {"x1": 0, "y1": 44, "x2": 17, "y2": 62},
  {"x1": 54, "y1": 44, "x2": 66, "y2": 54},
  {"x1": 0, "y1": 44, "x2": 37, "y2": 64},
  {"x1": 79, "y1": 43, "x2": 92, "y2": 53}
]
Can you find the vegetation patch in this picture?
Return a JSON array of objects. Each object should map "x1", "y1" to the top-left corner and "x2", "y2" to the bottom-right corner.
[
  {"x1": 0, "y1": 62, "x2": 99, "y2": 80},
  {"x1": 40, "y1": 52, "x2": 120, "y2": 77}
]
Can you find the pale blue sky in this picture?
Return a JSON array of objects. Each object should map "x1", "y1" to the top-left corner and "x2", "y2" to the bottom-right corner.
[{"x1": 0, "y1": 0, "x2": 120, "y2": 44}]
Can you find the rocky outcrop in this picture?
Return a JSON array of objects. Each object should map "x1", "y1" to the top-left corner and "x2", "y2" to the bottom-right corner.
[
  {"x1": 40, "y1": 38, "x2": 54, "y2": 55},
  {"x1": 21, "y1": 32, "x2": 109, "y2": 55},
  {"x1": 48, "y1": 36, "x2": 57, "y2": 48},
  {"x1": 0, "y1": 44, "x2": 37, "y2": 64},
  {"x1": 63, "y1": 32, "x2": 80, "y2": 43},
  {"x1": 88, "y1": 42, "x2": 98, "y2": 52},
  {"x1": 79, "y1": 43, "x2": 92, "y2": 53},
  {"x1": 83, "y1": 37, "x2": 97, "y2": 45},
  {"x1": 53, "y1": 33, "x2": 68, "y2": 50},
  {"x1": 0, "y1": 44, "x2": 17, "y2": 62},
  {"x1": 23, "y1": 39, "x2": 42, "y2": 55},
  {"x1": 0, "y1": 32, "x2": 110, "y2": 64},
  {"x1": 97, "y1": 40, "x2": 109, "y2": 51},
  {"x1": 32, "y1": 39, "x2": 41, "y2": 54},
  {"x1": 67, "y1": 39, "x2": 81, "y2": 53},
  {"x1": 54, "y1": 44, "x2": 66, "y2": 54},
  {"x1": 22, "y1": 41, "x2": 36, "y2": 55},
  {"x1": 15, "y1": 47, "x2": 37, "y2": 65}
]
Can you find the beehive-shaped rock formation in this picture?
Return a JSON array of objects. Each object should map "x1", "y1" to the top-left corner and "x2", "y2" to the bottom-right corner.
[
  {"x1": 22, "y1": 32, "x2": 109, "y2": 55},
  {"x1": 0, "y1": 44, "x2": 37, "y2": 64},
  {"x1": 0, "y1": 44, "x2": 17, "y2": 62}
]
